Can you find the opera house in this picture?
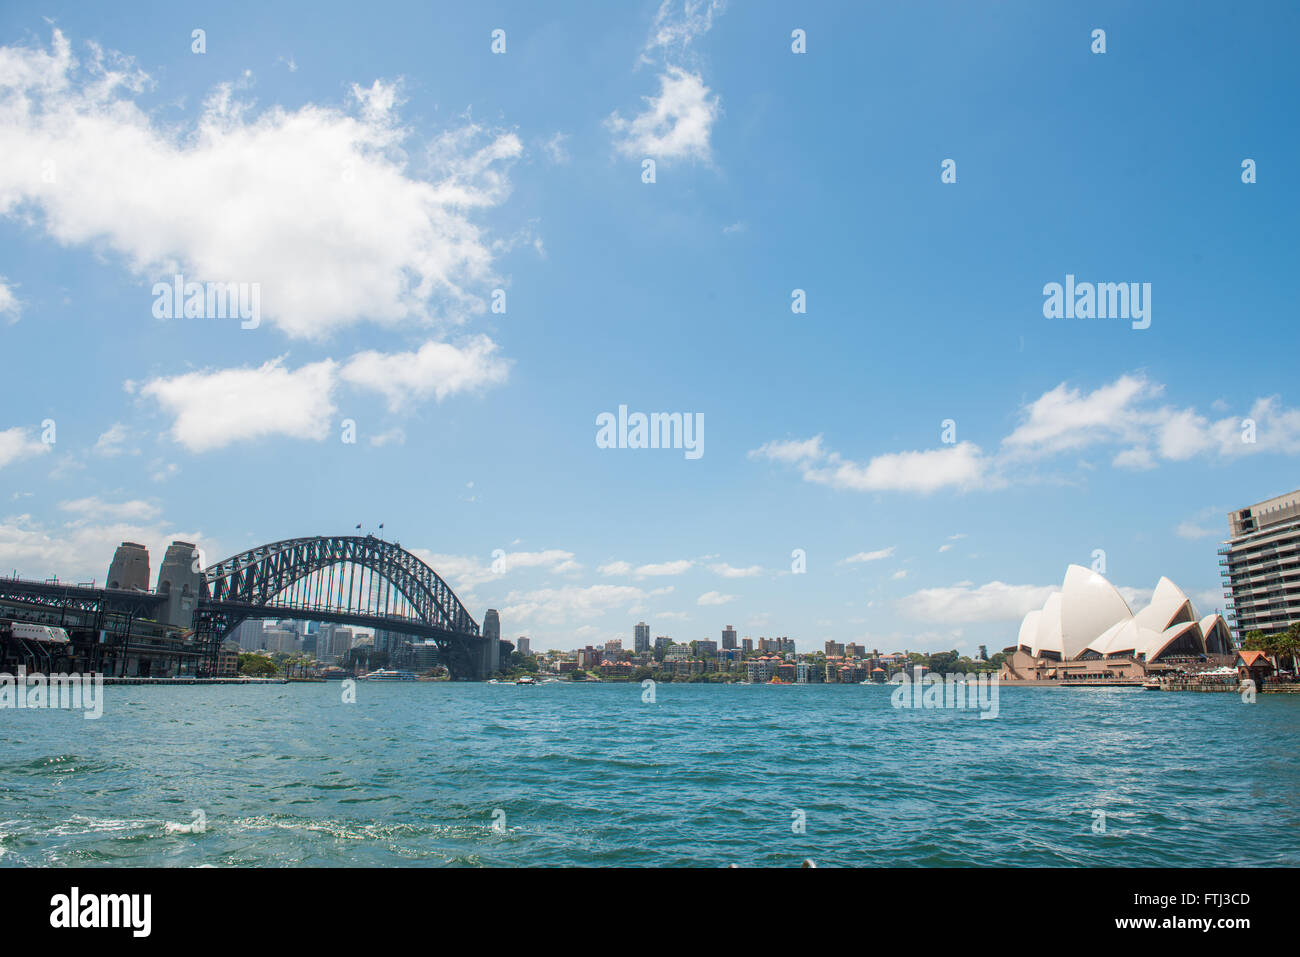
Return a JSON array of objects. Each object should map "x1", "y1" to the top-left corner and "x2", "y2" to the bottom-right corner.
[{"x1": 1000, "y1": 565, "x2": 1235, "y2": 683}]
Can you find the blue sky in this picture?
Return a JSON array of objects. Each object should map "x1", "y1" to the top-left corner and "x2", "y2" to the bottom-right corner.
[{"x1": 1, "y1": 1, "x2": 1297, "y2": 654}]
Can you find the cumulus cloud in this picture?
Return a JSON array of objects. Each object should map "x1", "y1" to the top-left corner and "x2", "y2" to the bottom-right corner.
[
  {"x1": 709, "y1": 562, "x2": 763, "y2": 578},
  {"x1": 340, "y1": 336, "x2": 510, "y2": 412},
  {"x1": 413, "y1": 547, "x2": 580, "y2": 592},
  {"x1": 899, "y1": 581, "x2": 1060, "y2": 624},
  {"x1": 646, "y1": 0, "x2": 726, "y2": 53},
  {"x1": 748, "y1": 435, "x2": 825, "y2": 464},
  {"x1": 502, "y1": 583, "x2": 650, "y2": 625},
  {"x1": 608, "y1": 66, "x2": 719, "y2": 163},
  {"x1": 140, "y1": 334, "x2": 511, "y2": 451},
  {"x1": 59, "y1": 496, "x2": 160, "y2": 522},
  {"x1": 697, "y1": 590, "x2": 735, "y2": 606},
  {"x1": 1002, "y1": 374, "x2": 1300, "y2": 466},
  {"x1": 600, "y1": 558, "x2": 693, "y2": 578},
  {"x1": 92, "y1": 422, "x2": 134, "y2": 456},
  {"x1": 0, "y1": 30, "x2": 522, "y2": 339},
  {"x1": 140, "y1": 357, "x2": 337, "y2": 452},
  {"x1": 753, "y1": 373, "x2": 1300, "y2": 495},
  {"x1": 0, "y1": 277, "x2": 20, "y2": 321},
  {"x1": 0, "y1": 511, "x2": 210, "y2": 584},
  {"x1": 803, "y1": 443, "x2": 988, "y2": 495},
  {"x1": 0, "y1": 427, "x2": 50, "y2": 469},
  {"x1": 840, "y1": 547, "x2": 895, "y2": 564}
]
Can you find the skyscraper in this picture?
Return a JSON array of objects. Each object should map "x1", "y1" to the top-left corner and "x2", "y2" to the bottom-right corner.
[
  {"x1": 483, "y1": 609, "x2": 501, "y2": 675},
  {"x1": 1220, "y1": 488, "x2": 1300, "y2": 640},
  {"x1": 634, "y1": 621, "x2": 650, "y2": 653},
  {"x1": 722, "y1": 625, "x2": 736, "y2": 650}
]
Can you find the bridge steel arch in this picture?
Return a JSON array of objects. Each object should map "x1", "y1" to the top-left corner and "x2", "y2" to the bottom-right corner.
[{"x1": 196, "y1": 536, "x2": 487, "y2": 679}]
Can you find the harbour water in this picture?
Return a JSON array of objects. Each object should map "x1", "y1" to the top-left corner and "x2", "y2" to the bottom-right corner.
[{"x1": 1, "y1": 682, "x2": 1297, "y2": 867}]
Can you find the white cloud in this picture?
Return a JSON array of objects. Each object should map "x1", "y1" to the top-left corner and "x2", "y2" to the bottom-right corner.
[
  {"x1": 59, "y1": 496, "x2": 160, "y2": 522},
  {"x1": 899, "y1": 581, "x2": 1060, "y2": 624},
  {"x1": 412, "y1": 548, "x2": 579, "y2": 591},
  {"x1": 646, "y1": 1, "x2": 726, "y2": 52},
  {"x1": 0, "y1": 428, "x2": 49, "y2": 468},
  {"x1": 93, "y1": 422, "x2": 133, "y2": 456},
  {"x1": 841, "y1": 547, "x2": 894, "y2": 564},
  {"x1": 802, "y1": 442, "x2": 987, "y2": 494},
  {"x1": 1002, "y1": 374, "x2": 1154, "y2": 456},
  {"x1": 140, "y1": 357, "x2": 337, "y2": 452},
  {"x1": 748, "y1": 434, "x2": 824, "y2": 464},
  {"x1": 709, "y1": 562, "x2": 762, "y2": 578},
  {"x1": 697, "y1": 590, "x2": 735, "y2": 606},
  {"x1": 0, "y1": 277, "x2": 20, "y2": 321},
  {"x1": 541, "y1": 132, "x2": 570, "y2": 165},
  {"x1": 608, "y1": 66, "x2": 719, "y2": 163},
  {"x1": 0, "y1": 31, "x2": 523, "y2": 339},
  {"x1": 340, "y1": 336, "x2": 510, "y2": 412},
  {"x1": 938, "y1": 544, "x2": 953, "y2": 553},
  {"x1": 501, "y1": 584, "x2": 649, "y2": 625},
  {"x1": 600, "y1": 558, "x2": 693, "y2": 578},
  {"x1": 754, "y1": 374, "x2": 1300, "y2": 495},
  {"x1": 0, "y1": 511, "x2": 211, "y2": 584},
  {"x1": 633, "y1": 559, "x2": 693, "y2": 577}
]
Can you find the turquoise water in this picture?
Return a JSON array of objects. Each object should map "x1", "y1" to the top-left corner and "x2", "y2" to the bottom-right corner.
[{"x1": 1, "y1": 682, "x2": 1296, "y2": 867}]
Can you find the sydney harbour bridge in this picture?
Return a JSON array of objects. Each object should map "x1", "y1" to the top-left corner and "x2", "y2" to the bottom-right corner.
[{"x1": 0, "y1": 534, "x2": 501, "y2": 680}]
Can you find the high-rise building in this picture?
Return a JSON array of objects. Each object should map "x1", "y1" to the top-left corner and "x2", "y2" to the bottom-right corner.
[
  {"x1": 722, "y1": 625, "x2": 737, "y2": 649},
  {"x1": 517, "y1": 637, "x2": 530, "y2": 656},
  {"x1": 483, "y1": 609, "x2": 501, "y2": 674},
  {"x1": 1220, "y1": 488, "x2": 1300, "y2": 640},
  {"x1": 742, "y1": 637, "x2": 753, "y2": 654},
  {"x1": 654, "y1": 636, "x2": 672, "y2": 658},
  {"x1": 634, "y1": 621, "x2": 650, "y2": 653},
  {"x1": 825, "y1": 640, "x2": 845, "y2": 658}
]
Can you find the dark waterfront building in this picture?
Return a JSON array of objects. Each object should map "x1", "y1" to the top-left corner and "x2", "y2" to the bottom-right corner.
[
  {"x1": 634, "y1": 621, "x2": 650, "y2": 654},
  {"x1": 722, "y1": 625, "x2": 737, "y2": 650},
  {"x1": 1220, "y1": 488, "x2": 1300, "y2": 640}
]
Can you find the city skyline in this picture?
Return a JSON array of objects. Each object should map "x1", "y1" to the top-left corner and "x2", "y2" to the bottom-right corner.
[{"x1": 2, "y1": 2, "x2": 1299, "y2": 654}]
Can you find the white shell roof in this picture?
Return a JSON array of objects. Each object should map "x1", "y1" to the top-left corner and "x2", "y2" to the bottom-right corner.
[
  {"x1": 1133, "y1": 576, "x2": 1195, "y2": 632},
  {"x1": 1060, "y1": 564, "x2": 1133, "y2": 659},
  {"x1": 1020, "y1": 568, "x2": 1227, "y2": 663},
  {"x1": 1033, "y1": 592, "x2": 1064, "y2": 656}
]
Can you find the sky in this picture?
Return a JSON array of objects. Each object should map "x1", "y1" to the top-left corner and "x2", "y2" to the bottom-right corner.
[{"x1": 1, "y1": 1, "x2": 1298, "y2": 655}]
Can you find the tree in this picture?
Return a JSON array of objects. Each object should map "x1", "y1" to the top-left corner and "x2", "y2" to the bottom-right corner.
[{"x1": 238, "y1": 653, "x2": 279, "y2": 677}]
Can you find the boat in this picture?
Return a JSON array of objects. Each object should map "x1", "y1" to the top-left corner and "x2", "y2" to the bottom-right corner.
[
  {"x1": 515, "y1": 675, "x2": 537, "y2": 685},
  {"x1": 359, "y1": 668, "x2": 417, "y2": 681}
]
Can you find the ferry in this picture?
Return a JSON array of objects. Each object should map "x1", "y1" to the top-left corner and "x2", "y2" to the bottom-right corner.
[
  {"x1": 515, "y1": 675, "x2": 537, "y2": 685},
  {"x1": 360, "y1": 668, "x2": 417, "y2": 681}
]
